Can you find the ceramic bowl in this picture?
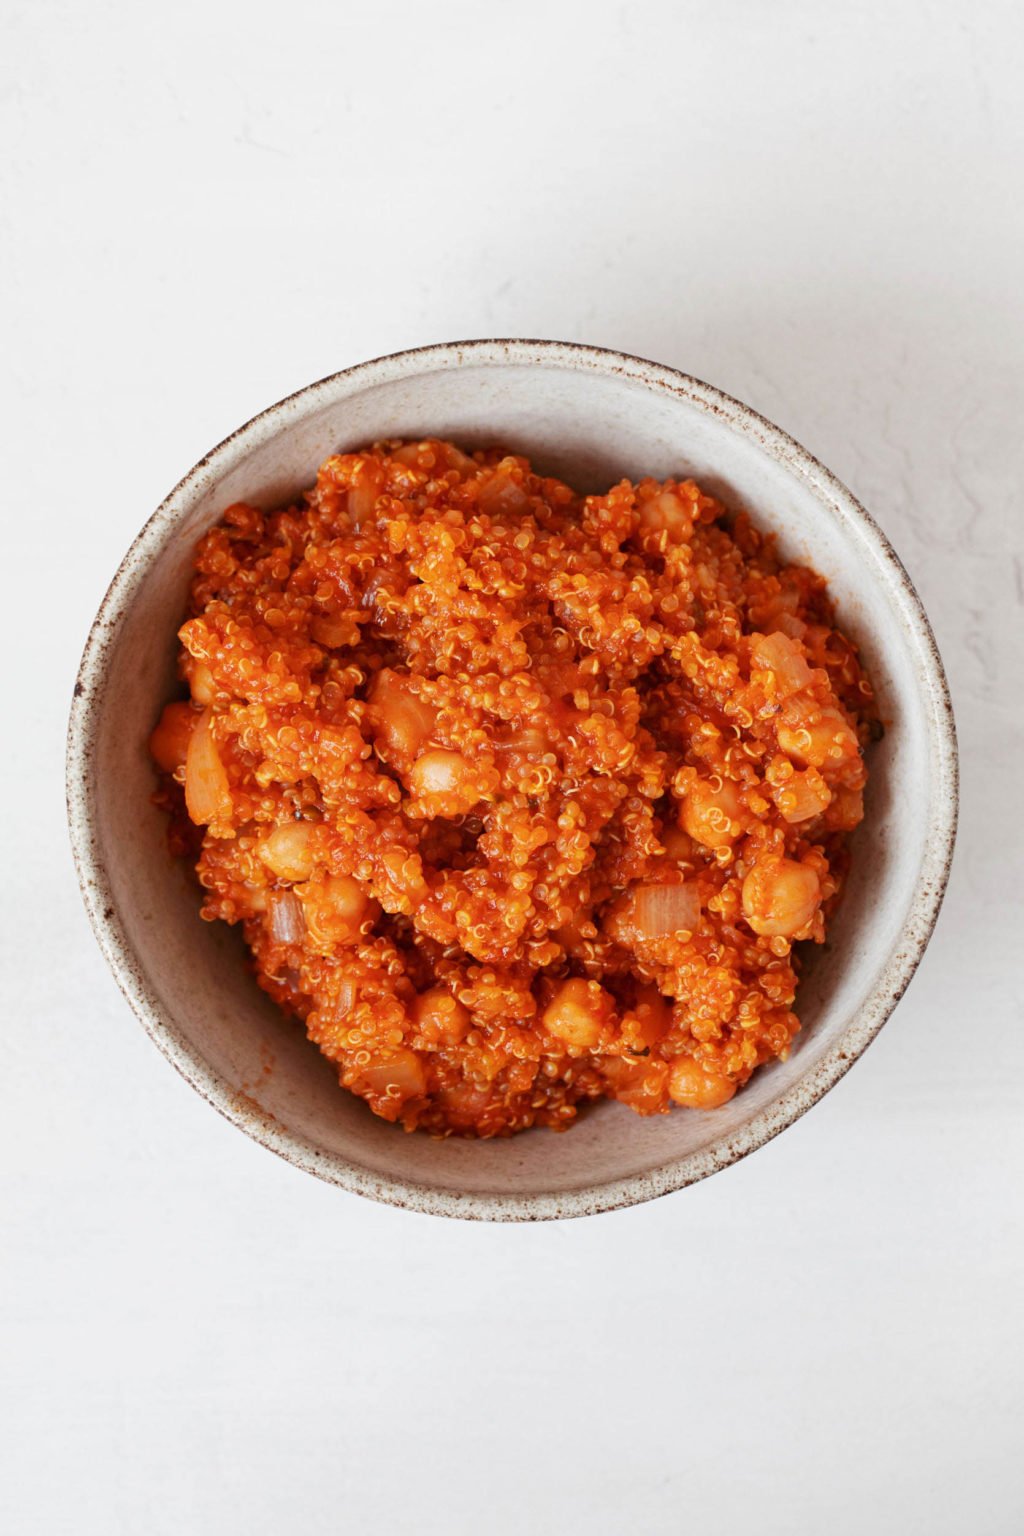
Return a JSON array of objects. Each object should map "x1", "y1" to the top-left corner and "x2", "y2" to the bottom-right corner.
[{"x1": 66, "y1": 340, "x2": 957, "y2": 1219}]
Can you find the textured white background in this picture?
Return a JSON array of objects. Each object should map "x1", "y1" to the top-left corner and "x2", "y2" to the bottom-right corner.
[{"x1": 2, "y1": 2, "x2": 1022, "y2": 1532}]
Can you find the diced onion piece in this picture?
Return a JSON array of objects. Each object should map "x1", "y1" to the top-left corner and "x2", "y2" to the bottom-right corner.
[
  {"x1": 435, "y1": 442, "x2": 476, "y2": 477},
  {"x1": 184, "y1": 708, "x2": 232, "y2": 826},
  {"x1": 606, "y1": 882, "x2": 700, "y2": 946},
  {"x1": 336, "y1": 979, "x2": 358, "y2": 1016},
  {"x1": 749, "y1": 631, "x2": 813, "y2": 696},
  {"x1": 347, "y1": 460, "x2": 385, "y2": 526},
  {"x1": 478, "y1": 468, "x2": 528, "y2": 513},
  {"x1": 494, "y1": 723, "x2": 550, "y2": 757},
  {"x1": 149, "y1": 701, "x2": 196, "y2": 774},
  {"x1": 630, "y1": 883, "x2": 701, "y2": 939},
  {"x1": 268, "y1": 890, "x2": 306, "y2": 945}
]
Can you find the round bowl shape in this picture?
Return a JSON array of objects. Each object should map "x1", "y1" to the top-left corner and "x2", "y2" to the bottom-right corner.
[{"x1": 67, "y1": 341, "x2": 957, "y2": 1220}]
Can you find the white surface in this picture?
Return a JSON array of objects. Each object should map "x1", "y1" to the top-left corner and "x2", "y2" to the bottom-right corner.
[{"x1": 2, "y1": 0, "x2": 1021, "y2": 1531}]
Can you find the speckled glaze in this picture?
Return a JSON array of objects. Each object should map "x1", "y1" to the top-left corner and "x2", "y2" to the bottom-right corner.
[{"x1": 66, "y1": 341, "x2": 958, "y2": 1220}]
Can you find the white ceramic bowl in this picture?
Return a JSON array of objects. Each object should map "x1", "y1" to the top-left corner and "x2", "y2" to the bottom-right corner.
[{"x1": 67, "y1": 341, "x2": 957, "y2": 1219}]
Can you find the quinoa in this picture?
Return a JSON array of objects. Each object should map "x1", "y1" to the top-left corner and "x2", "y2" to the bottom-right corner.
[{"x1": 150, "y1": 439, "x2": 876, "y2": 1136}]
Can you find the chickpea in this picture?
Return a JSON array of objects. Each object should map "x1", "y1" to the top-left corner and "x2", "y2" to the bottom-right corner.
[
  {"x1": 626, "y1": 986, "x2": 672, "y2": 1050},
  {"x1": 601, "y1": 1054, "x2": 669, "y2": 1113},
  {"x1": 413, "y1": 987, "x2": 471, "y2": 1046},
  {"x1": 326, "y1": 875, "x2": 375, "y2": 932},
  {"x1": 772, "y1": 768, "x2": 831, "y2": 825},
  {"x1": 187, "y1": 660, "x2": 218, "y2": 706},
  {"x1": 778, "y1": 701, "x2": 859, "y2": 771},
  {"x1": 409, "y1": 749, "x2": 486, "y2": 816},
  {"x1": 356, "y1": 1048, "x2": 426, "y2": 1108},
  {"x1": 149, "y1": 701, "x2": 196, "y2": 774},
  {"x1": 680, "y1": 776, "x2": 744, "y2": 849},
  {"x1": 368, "y1": 669, "x2": 438, "y2": 766},
  {"x1": 637, "y1": 488, "x2": 691, "y2": 541},
  {"x1": 183, "y1": 708, "x2": 232, "y2": 826},
  {"x1": 542, "y1": 978, "x2": 614, "y2": 1051},
  {"x1": 556, "y1": 912, "x2": 596, "y2": 955},
  {"x1": 410, "y1": 749, "x2": 469, "y2": 796},
  {"x1": 439, "y1": 1079, "x2": 493, "y2": 1125},
  {"x1": 660, "y1": 824, "x2": 695, "y2": 863},
  {"x1": 825, "y1": 783, "x2": 865, "y2": 832},
  {"x1": 300, "y1": 874, "x2": 378, "y2": 946},
  {"x1": 668, "y1": 1057, "x2": 737, "y2": 1109},
  {"x1": 310, "y1": 613, "x2": 358, "y2": 650},
  {"x1": 258, "y1": 821, "x2": 315, "y2": 883},
  {"x1": 741, "y1": 856, "x2": 820, "y2": 938}
]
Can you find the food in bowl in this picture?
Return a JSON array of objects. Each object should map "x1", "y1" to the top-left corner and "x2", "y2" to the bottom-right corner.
[{"x1": 149, "y1": 438, "x2": 876, "y2": 1137}]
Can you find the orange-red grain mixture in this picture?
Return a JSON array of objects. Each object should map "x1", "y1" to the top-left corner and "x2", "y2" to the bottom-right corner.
[{"x1": 151, "y1": 440, "x2": 876, "y2": 1136}]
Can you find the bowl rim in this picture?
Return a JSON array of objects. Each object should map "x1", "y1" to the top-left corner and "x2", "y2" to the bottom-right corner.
[{"x1": 66, "y1": 338, "x2": 959, "y2": 1221}]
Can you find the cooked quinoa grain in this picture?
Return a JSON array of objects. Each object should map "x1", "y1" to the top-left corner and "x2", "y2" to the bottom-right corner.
[{"x1": 151, "y1": 439, "x2": 876, "y2": 1137}]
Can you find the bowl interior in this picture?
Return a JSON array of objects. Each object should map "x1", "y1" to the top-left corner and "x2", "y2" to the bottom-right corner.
[{"x1": 76, "y1": 348, "x2": 947, "y2": 1215}]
